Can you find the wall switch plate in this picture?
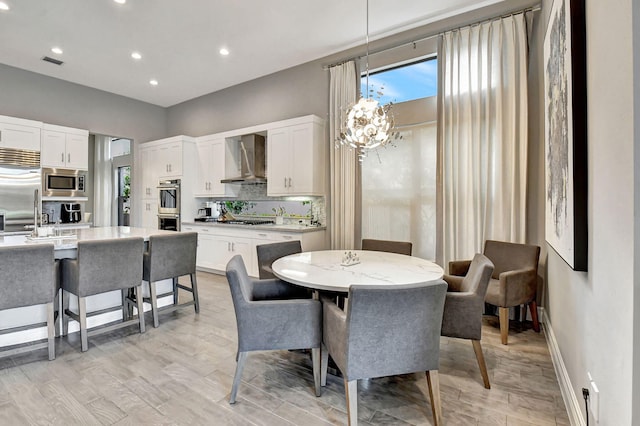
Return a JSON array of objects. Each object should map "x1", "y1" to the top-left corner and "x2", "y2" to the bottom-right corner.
[{"x1": 587, "y1": 372, "x2": 600, "y2": 423}]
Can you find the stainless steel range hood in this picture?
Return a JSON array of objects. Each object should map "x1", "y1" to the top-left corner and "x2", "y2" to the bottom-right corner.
[{"x1": 221, "y1": 134, "x2": 267, "y2": 184}]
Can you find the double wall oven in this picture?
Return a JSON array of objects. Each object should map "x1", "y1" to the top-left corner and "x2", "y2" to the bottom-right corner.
[{"x1": 157, "y1": 179, "x2": 180, "y2": 231}]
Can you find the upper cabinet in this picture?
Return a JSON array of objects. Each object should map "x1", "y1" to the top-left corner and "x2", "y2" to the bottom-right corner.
[
  {"x1": 41, "y1": 124, "x2": 89, "y2": 170},
  {"x1": 194, "y1": 136, "x2": 237, "y2": 197},
  {"x1": 267, "y1": 117, "x2": 326, "y2": 196},
  {"x1": 0, "y1": 115, "x2": 42, "y2": 151}
]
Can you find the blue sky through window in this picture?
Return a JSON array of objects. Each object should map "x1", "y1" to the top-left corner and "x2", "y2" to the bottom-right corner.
[{"x1": 361, "y1": 57, "x2": 437, "y2": 104}]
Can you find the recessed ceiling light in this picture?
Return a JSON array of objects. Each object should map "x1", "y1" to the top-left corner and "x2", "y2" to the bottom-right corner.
[
  {"x1": 219, "y1": 48, "x2": 230, "y2": 56},
  {"x1": 149, "y1": 79, "x2": 159, "y2": 86},
  {"x1": 51, "y1": 47, "x2": 63, "y2": 55},
  {"x1": 131, "y1": 52, "x2": 142, "y2": 60},
  {"x1": 0, "y1": 2, "x2": 9, "y2": 11},
  {"x1": 114, "y1": 0, "x2": 126, "y2": 4}
]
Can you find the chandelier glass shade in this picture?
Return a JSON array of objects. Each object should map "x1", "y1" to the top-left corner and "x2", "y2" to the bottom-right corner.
[{"x1": 336, "y1": 0, "x2": 397, "y2": 160}]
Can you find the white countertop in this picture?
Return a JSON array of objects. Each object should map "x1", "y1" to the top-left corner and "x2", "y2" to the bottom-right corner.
[
  {"x1": 0, "y1": 226, "x2": 174, "y2": 250},
  {"x1": 182, "y1": 221, "x2": 326, "y2": 233}
]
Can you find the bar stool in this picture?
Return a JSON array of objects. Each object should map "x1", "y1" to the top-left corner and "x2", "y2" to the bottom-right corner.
[
  {"x1": 61, "y1": 237, "x2": 145, "y2": 352},
  {"x1": 142, "y1": 232, "x2": 199, "y2": 328},
  {"x1": 0, "y1": 244, "x2": 59, "y2": 360}
]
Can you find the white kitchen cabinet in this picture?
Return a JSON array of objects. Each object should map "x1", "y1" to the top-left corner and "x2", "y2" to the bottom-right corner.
[
  {"x1": 267, "y1": 118, "x2": 326, "y2": 196},
  {"x1": 194, "y1": 137, "x2": 237, "y2": 197},
  {"x1": 183, "y1": 223, "x2": 326, "y2": 277},
  {"x1": 141, "y1": 200, "x2": 158, "y2": 229},
  {"x1": 157, "y1": 141, "x2": 182, "y2": 177},
  {"x1": 138, "y1": 145, "x2": 159, "y2": 199},
  {"x1": 41, "y1": 124, "x2": 89, "y2": 170},
  {"x1": 0, "y1": 116, "x2": 42, "y2": 152},
  {"x1": 182, "y1": 225, "x2": 253, "y2": 273}
]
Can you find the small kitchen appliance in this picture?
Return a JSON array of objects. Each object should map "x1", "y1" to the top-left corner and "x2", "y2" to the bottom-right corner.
[{"x1": 60, "y1": 203, "x2": 82, "y2": 223}]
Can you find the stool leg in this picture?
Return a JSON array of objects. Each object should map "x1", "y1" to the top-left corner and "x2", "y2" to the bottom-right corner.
[
  {"x1": 46, "y1": 302, "x2": 55, "y2": 360},
  {"x1": 62, "y1": 290, "x2": 70, "y2": 337},
  {"x1": 191, "y1": 273, "x2": 200, "y2": 313},
  {"x1": 121, "y1": 289, "x2": 129, "y2": 321},
  {"x1": 135, "y1": 284, "x2": 146, "y2": 333},
  {"x1": 173, "y1": 277, "x2": 179, "y2": 305},
  {"x1": 149, "y1": 280, "x2": 159, "y2": 328},
  {"x1": 79, "y1": 296, "x2": 88, "y2": 352}
]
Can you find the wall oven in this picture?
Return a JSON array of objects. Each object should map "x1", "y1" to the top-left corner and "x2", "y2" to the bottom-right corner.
[
  {"x1": 42, "y1": 167, "x2": 86, "y2": 197},
  {"x1": 157, "y1": 179, "x2": 180, "y2": 231},
  {"x1": 158, "y1": 179, "x2": 180, "y2": 214},
  {"x1": 158, "y1": 213, "x2": 180, "y2": 231}
]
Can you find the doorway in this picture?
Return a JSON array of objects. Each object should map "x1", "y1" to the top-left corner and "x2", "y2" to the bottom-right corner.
[{"x1": 111, "y1": 139, "x2": 132, "y2": 226}]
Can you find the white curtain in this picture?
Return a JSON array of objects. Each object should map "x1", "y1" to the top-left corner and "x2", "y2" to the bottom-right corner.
[
  {"x1": 439, "y1": 13, "x2": 530, "y2": 267},
  {"x1": 362, "y1": 122, "x2": 437, "y2": 260},
  {"x1": 94, "y1": 135, "x2": 113, "y2": 227},
  {"x1": 329, "y1": 61, "x2": 359, "y2": 250}
]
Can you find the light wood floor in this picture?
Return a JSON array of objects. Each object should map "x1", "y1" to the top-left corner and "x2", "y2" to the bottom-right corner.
[{"x1": 0, "y1": 271, "x2": 570, "y2": 425}]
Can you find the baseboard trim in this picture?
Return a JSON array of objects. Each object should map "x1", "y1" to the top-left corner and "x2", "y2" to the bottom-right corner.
[{"x1": 540, "y1": 307, "x2": 585, "y2": 426}]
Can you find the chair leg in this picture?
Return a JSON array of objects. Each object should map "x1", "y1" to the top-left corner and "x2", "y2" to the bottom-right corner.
[
  {"x1": 344, "y1": 379, "x2": 358, "y2": 426},
  {"x1": 471, "y1": 340, "x2": 490, "y2": 389},
  {"x1": 121, "y1": 289, "x2": 129, "y2": 321},
  {"x1": 149, "y1": 280, "x2": 159, "y2": 328},
  {"x1": 136, "y1": 284, "x2": 146, "y2": 333},
  {"x1": 172, "y1": 277, "x2": 179, "y2": 305},
  {"x1": 498, "y1": 307, "x2": 509, "y2": 345},
  {"x1": 426, "y1": 370, "x2": 442, "y2": 426},
  {"x1": 311, "y1": 347, "x2": 321, "y2": 396},
  {"x1": 191, "y1": 273, "x2": 200, "y2": 313},
  {"x1": 529, "y1": 301, "x2": 540, "y2": 332},
  {"x1": 230, "y1": 351, "x2": 248, "y2": 404},
  {"x1": 78, "y1": 296, "x2": 88, "y2": 352},
  {"x1": 62, "y1": 290, "x2": 70, "y2": 336},
  {"x1": 46, "y1": 302, "x2": 55, "y2": 360},
  {"x1": 320, "y1": 343, "x2": 329, "y2": 386}
]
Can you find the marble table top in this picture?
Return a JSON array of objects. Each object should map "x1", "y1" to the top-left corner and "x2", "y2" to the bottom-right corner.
[{"x1": 272, "y1": 250, "x2": 444, "y2": 292}]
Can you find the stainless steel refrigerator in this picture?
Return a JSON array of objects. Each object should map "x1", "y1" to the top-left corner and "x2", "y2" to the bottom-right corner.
[{"x1": 0, "y1": 149, "x2": 41, "y2": 234}]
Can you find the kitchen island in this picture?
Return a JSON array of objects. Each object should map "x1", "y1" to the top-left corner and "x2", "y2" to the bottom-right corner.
[{"x1": 0, "y1": 226, "x2": 178, "y2": 349}]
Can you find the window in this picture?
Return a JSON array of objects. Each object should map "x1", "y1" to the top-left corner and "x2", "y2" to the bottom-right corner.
[{"x1": 361, "y1": 57, "x2": 438, "y2": 104}]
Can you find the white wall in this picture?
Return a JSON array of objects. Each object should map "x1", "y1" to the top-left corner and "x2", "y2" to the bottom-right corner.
[{"x1": 541, "y1": 0, "x2": 636, "y2": 424}]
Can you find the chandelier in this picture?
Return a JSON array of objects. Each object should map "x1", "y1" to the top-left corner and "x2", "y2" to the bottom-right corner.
[{"x1": 337, "y1": 0, "x2": 397, "y2": 161}]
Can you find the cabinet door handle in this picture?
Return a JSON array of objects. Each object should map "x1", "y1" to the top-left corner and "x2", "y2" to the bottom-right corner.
[
  {"x1": 61, "y1": 153, "x2": 64, "y2": 162},
  {"x1": 0, "y1": 130, "x2": 2, "y2": 141},
  {"x1": 284, "y1": 177, "x2": 287, "y2": 188},
  {"x1": 232, "y1": 242, "x2": 235, "y2": 251},
  {"x1": 68, "y1": 153, "x2": 71, "y2": 163},
  {"x1": 288, "y1": 177, "x2": 292, "y2": 188}
]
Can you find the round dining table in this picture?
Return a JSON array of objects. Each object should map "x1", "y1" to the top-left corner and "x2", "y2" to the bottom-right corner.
[{"x1": 271, "y1": 250, "x2": 444, "y2": 292}]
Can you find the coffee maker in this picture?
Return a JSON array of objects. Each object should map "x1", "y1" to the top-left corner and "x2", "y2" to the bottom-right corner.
[
  {"x1": 195, "y1": 201, "x2": 221, "y2": 222},
  {"x1": 60, "y1": 203, "x2": 82, "y2": 223}
]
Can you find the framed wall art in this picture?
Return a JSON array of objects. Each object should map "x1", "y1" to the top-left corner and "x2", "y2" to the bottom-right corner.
[{"x1": 543, "y1": 0, "x2": 588, "y2": 271}]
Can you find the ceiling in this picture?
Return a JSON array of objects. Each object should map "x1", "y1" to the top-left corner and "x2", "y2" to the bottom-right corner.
[{"x1": 0, "y1": 0, "x2": 507, "y2": 108}]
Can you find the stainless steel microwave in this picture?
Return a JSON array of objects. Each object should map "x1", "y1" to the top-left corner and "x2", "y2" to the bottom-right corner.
[{"x1": 42, "y1": 167, "x2": 87, "y2": 197}]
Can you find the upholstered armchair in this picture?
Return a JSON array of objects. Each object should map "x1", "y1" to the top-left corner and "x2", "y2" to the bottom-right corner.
[
  {"x1": 449, "y1": 240, "x2": 541, "y2": 345},
  {"x1": 361, "y1": 238, "x2": 412, "y2": 255},
  {"x1": 256, "y1": 240, "x2": 302, "y2": 279},
  {"x1": 321, "y1": 281, "x2": 447, "y2": 425},
  {"x1": 441, "y1": 253, "x2": 494, "y2": 388},
  {"x1": 225, "y1": 255, "x2": 321, "y2": 404}
]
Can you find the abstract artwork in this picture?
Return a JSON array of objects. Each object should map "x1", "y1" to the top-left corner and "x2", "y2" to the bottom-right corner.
[{"x1": 543, "y1": 0, "x2": 587, "y2": 271}]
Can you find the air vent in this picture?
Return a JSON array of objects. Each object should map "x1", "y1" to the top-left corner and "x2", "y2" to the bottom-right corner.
[
  {"x1": 0, "y1": 147, "x2": 40, "y2": 167},
  {"x1": 42, "y1": 56, "x2": 64, "y2": 66}
]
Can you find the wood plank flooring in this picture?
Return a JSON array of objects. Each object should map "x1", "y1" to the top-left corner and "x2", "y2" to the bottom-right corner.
[{"x1": 0, "y1": 271, "x2": 570, "y2": 425}]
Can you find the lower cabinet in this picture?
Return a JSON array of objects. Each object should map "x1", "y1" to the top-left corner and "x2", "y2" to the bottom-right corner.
[{"x1": 182, "y1": 224, "x2": 326, "y2": 277}]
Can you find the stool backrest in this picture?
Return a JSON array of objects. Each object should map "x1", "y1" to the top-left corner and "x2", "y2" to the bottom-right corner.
[
  {"x1": 0, "y1": 244, "x2": 56, "y2": 310},
  {"x1": 75, "y1": 237, "x2": 144, "y2": 297},
  {"x1": 144, "y1": 232, "x2": 198, "y2": 282}
]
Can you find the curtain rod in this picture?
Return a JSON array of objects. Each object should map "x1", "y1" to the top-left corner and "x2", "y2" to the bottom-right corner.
[{"x1": 323, "y1": 4, "x2": 541, "y2": 70}]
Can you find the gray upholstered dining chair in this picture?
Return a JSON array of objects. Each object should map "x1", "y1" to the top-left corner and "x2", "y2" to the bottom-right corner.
[
  {"x1": 441, "y1": 253, "x2": 495, "y2": 389},
  {"x1": 449, "y1": 240, "x2": 541, "y2": 345},
  {"x1": 225, "y1": 255, "x2": 321, "y2": 404},
  {"x1": 142, "y1": 232, "x2": 199, "y2": 327},
  {"x1": 0, "y1": 244, "x2": 59, "y2": 360},
  {"x1": 61, "y1": 237, "x2": 145, "y2": 352},
  {"x1": 255, "y1": 240, "x2": 302, "y2": 279},
  {"x1": 321, "y1": 281, "x2": 448, "y2": 426},
  {"x1": 361, "y1": 238, "x2": 412, "y2": 256}
]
